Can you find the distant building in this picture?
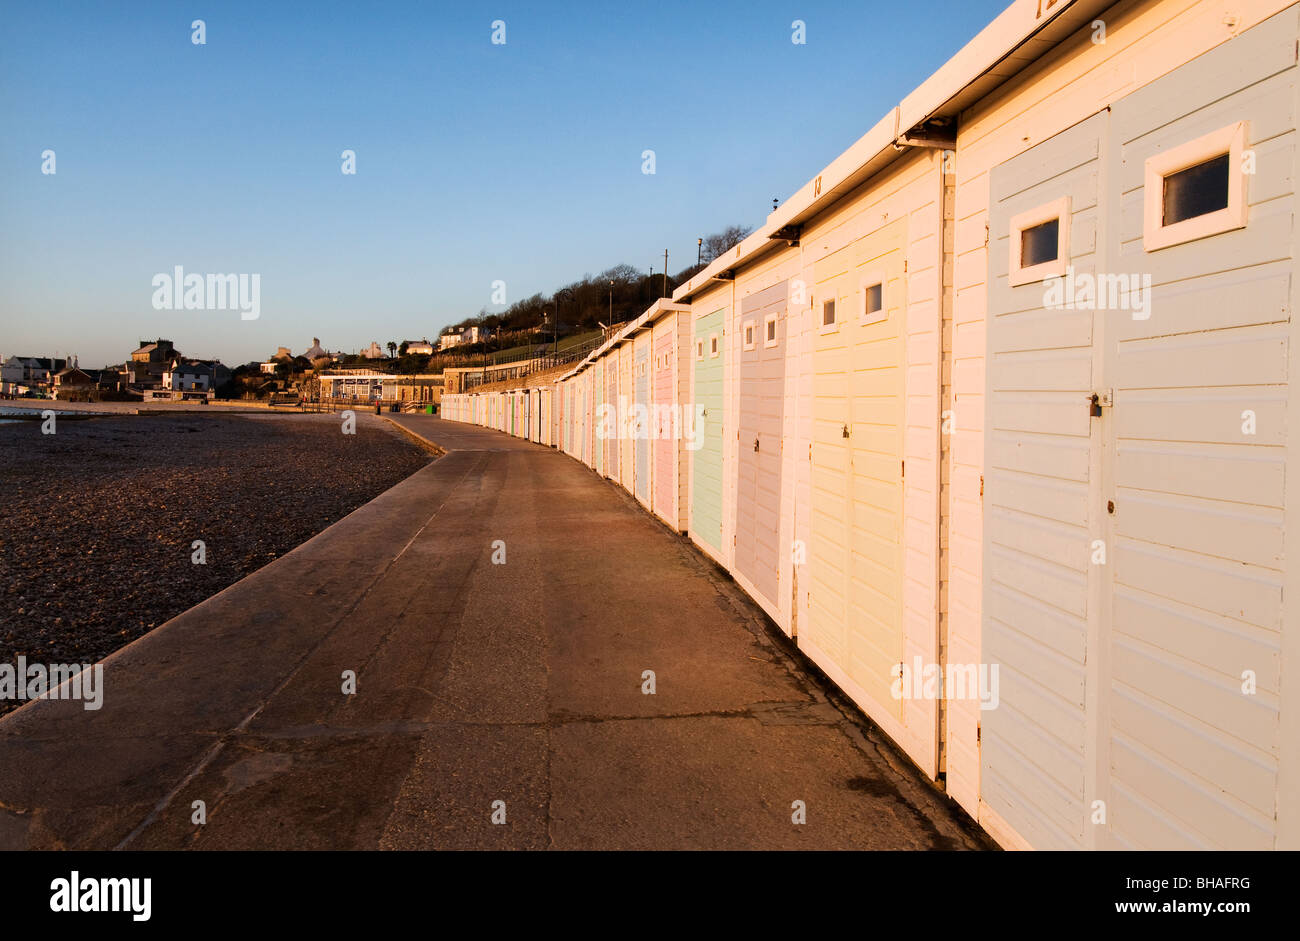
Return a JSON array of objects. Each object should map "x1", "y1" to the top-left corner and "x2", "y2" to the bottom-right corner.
[
  {"x1": 361, "y1": 341, "x2": 385, "y2": 359},
  {"x1": 163, "y1": 360, "x2": 208, "y2": 392},
  {"x1": 92, "y1": 366, "x2": 127, "y2": 394},
  {"x1": 404, "y1": 338, "x2": 435, "y2": 356},
  {"x1": 1, "y1": 355, "x2": 68, "y2": 396},
  {"x1": 437, "y1": 326, "x2": 491, "y2": 351},
  {"x1": 154, "y1": 358, "x2": 224, "y2": 400},
  {"x1": 127, "y1": 339, "x2": 177, "y2": 388},
  {"x1": 51, "y1": 367, "x2": 98, "y2": 400},
  {"x1": 316, "y1": 369, "x2": 443, "y2": 405},
  {"x1": 263, "y1": 341, "x2": 316, "y2": 374},
  {"x1": 302, "y1": 337, "x2": 330, "y2": 362}
]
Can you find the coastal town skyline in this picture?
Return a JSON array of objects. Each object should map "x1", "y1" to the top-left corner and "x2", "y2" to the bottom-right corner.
[{"x1": 0, "y1": 1, "x2": 1007, "y2": 368}]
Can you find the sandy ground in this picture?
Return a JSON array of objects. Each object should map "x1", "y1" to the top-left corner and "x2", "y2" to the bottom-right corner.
[
  {"x1": 1, "y1": 400, "x2": 272, "y2": 415},
  {"x1": 0, "y1": 412, "x2": 431, "y2": 715}
]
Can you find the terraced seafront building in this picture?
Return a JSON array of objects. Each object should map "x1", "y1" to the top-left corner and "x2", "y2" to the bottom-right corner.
[{"x1": 444, "y1": 0, "x2": 1300, "y2": 850}]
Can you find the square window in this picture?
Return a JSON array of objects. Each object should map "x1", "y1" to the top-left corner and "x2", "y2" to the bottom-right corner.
[
  {"x1": 1144, "y1": 123, "x2": 1247, "y2": 250},
  {"x1": 1020, "y1": 219, "x2": 1059, "y2": 267},
  {"x1": 1164, "y1": 153, "x2": 1230, "y2": 224},
  {"x1": 696, "y1": 339, "x2": 704, "y2": 360},
  {"x1": 742, "y1": 319, "x2": 756, "y2": 351},
  {"x1": 859, "y1": 275, "x2": 885, "y2": 324},
  {"x1": 823, "y1": 299, "x2": 836, "y2": 326},
  {"x1": 709, "y1": 334, "x2": 719, "y2": 357},
  {"x1": 764, "y1": 314, "x2": 778, "y2": 347},
  {"x1": 865, "y1": 283, "x2": 883, "y2": 314},
  {"x1": 1008, "y1": 196, "x2": 1071, "y2": 286}
]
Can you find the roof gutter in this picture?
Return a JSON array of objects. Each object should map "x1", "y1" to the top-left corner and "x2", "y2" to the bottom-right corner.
[{"x1": 674, "y1": 0, "x2": 1116, "y2": 303}]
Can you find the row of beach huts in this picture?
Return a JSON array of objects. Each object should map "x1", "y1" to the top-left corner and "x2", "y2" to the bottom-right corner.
[{"x1": 442, "y1": 0, "x2": 1300, "y2": 850}]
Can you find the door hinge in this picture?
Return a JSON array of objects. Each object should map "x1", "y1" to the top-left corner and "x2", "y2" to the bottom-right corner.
[
  {"x1": 976, "y1": 725, "x2": 981, "y2": 745},
  {"x1": 979, "y1": 474, "x2": 984, "y2": 498},
  {"x1": 901, "y1": 460, "x2": 905, "y2": 478}
]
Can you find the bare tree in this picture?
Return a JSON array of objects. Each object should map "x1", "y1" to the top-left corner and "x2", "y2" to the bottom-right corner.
[{"x1": 701, "y1": 224, "x2": 752, "y2": 264}]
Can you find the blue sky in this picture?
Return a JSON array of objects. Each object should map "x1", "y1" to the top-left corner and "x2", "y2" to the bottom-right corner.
[{"x1": 0, "y1": 0, "x2": 1007, "y2": 368}]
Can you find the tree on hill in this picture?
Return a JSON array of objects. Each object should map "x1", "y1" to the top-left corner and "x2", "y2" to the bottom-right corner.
[
  {"x1": 701, "y1": 224, "x2": 751, "y2": 264},
  {"x1": 435, "y1": 223, "x2": 754, "y2": 346}
]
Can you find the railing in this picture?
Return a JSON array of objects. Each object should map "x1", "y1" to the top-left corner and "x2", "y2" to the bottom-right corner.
[{"x1": 462, "y1": 335, "x2": 606, "y2": 390}]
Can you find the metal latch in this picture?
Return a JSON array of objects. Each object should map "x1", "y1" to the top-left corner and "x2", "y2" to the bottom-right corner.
[{"x1": 1089, "y1": 390, "x2": 1113, "y2": 417}]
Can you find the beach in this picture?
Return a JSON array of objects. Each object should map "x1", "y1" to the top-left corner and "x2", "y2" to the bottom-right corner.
[{"x1": 0, "y1": 412, "x2": 432, "y2": 715}]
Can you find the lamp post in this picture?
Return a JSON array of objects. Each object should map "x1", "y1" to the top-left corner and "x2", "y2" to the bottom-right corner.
[
  {"x1": 609, "y1": 280, "x2": 613, "y2": 325},
  {"x1": 698, "y1": 237, "x2": 703, "y2": 266},
  {"x1": 554, "y1": 287, "x2": 574, "y2": 359}
]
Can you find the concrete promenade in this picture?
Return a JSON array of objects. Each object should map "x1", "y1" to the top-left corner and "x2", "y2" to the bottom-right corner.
[{"x1": 0, "y1": 415, "x2": 988, "y2": 849}]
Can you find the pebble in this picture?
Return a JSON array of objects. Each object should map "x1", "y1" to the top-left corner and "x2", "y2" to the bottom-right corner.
[{"x1": 0, "y1": 413, "x2": 431, "y2": 716}]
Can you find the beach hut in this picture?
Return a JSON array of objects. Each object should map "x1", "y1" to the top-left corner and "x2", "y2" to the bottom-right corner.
[
  {"x1": 604, "y1": 346, "x2": 621, "y2": 481},
  {"x1": 948, "y1": 0, "x2": 1300, "y2": 850},
  {"x1": 673, "y1": 128, "x2": 948, "y2": 776},
  {"x1": 730, "y1": 264, "x2": 796, "y2": 630},
  {"x1": 632, "y1": 327, "x2": 654, "y2": 509},
  {"x1": 683, "y1": 284, "x2": 729, "y2": 568},
  {"x1": 650, "y1": 302, "x2": 691, "y2": 530},
  {"x1": 428, "y1": 0, "x2": 1300, "y2": 851},
  {"x1": 617, "y1": 340, "x2": 635, "y2": 494},
  {"x1": 592, "y1": 360, "x2": 604, "y2": 474}
]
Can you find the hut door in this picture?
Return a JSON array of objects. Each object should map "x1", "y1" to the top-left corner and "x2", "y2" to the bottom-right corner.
[
  {"x1": 736, "y1": 281, "x2": 788, "y2": 611},
  {"x1": 983, "y1": 110, "x2": 1109, "y2": 850}
]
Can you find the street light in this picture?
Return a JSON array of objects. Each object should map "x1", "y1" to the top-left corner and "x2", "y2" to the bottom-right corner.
[{"x1": 554, "y1": 287, "x2": 574, "y2": 359}]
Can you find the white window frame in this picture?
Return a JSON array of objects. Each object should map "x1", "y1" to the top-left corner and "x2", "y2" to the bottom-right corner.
[
  {"x1": 859, "y1": 273, "x2": 886, "y2": 324},
  {"x1": 1008, "y1": 195, "x2": 1071, "y2": 286},
  {"x1": 695, "y1": 339, "x2": 704, "y2": 361},
  {"x1": 742, "y1": 319, "x2": 756, "y2": 351},
  {"x1": 1143, "y1": 121, "x2": 1248, "y2": 251},
  {"x1": 709, "y1": 333, "x2": 719, "y2": 358},
  {"x1": 819, "y1": 296, "x2": 839, "y2": 334},
  {"x1": 763, "y1": 312, "x2": 779, "y2": 348}
]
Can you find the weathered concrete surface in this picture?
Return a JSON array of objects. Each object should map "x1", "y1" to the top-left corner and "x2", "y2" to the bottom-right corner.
[{"x1": 0, "y1": 416, "x2": 990, "y2": 850}]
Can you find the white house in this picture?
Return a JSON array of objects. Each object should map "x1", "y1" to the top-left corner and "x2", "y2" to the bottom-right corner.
[
  {"x1": 162, "y1": 359, "x2": 214, "y2": 394},
  {"x1": 438, "y1": 326, "x2": 490, "y2": 351},
  {"x1": 2, "y1": 355, "x2": 68, "y2": 395}
]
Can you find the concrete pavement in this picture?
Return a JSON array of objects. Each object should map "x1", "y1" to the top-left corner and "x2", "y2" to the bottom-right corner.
[{"x1": 0, "y1": 415, "x2": 989, "y2": 849}]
